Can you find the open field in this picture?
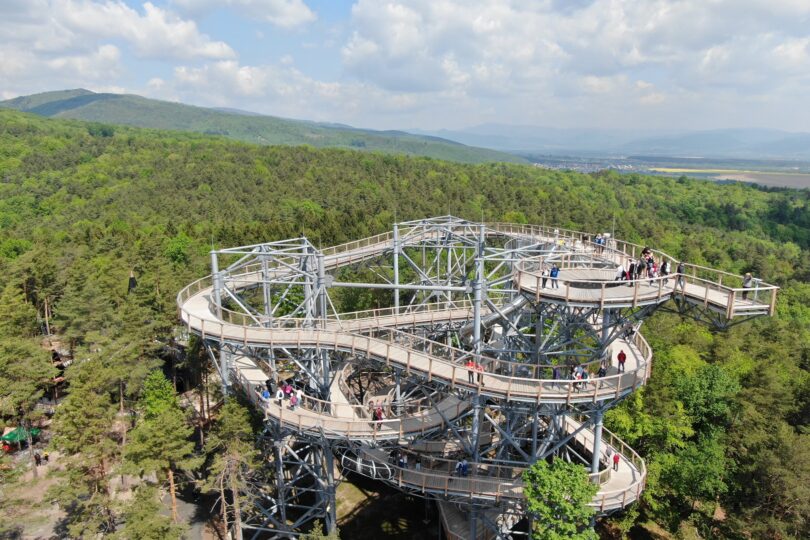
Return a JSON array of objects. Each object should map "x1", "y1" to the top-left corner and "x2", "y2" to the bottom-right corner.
[{"x1": 650, "y1": 168, "x2": 810, "y2": 189}]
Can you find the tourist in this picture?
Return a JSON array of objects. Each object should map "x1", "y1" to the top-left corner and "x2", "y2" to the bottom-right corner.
[
  {"x1": 465, "y1": 359, "x2": 475, "y2": 384},
  {"x1": 289, "y1": 392, "x2": 298, "y2": 411},
  {"x1": 660, "y1": 260, "x2": 671, "y2": 286},
  {"x1": 742, "y1": 272, "x2": 754, "y2": 300},
  {"x1": 595, "y1": 234, "x2": 603, "y2": 254},
  {"x1": 296, "y1": 388, "x2": 303, "y2": 407},
  {"x1": 283, "y1": 382, "x2": 293, "y2": 400},
  {"x1": 376, "y1": 404, "x2": 385, "y2": 422},
  {"x1": 475, "y1": 362, "x2": 485, "y2": 386},
  {"x1": 617, "y1": 349, "x2": 627, "y2": 373},
  {"x1": 261, "y1": 387, "x2": 271, "y2": 402},
  {"x1": 550, "y1": 265, "x2": 560, "y2": 288},
  {"x1": 677, "y1": 261, "x2": 686, "y2": 289},
  {"x1": 275, "y1": 387, "x2": 284, "y2": 406},
  {"x1": 541, "y1": 266, "x2": 549, "y2": 288},
  {"x1": 573, "y1": 366, "x2": 583, "y2": 391},
  {"x1": 455, "y1": 458, "x2": 469, "y2": 477},
  {"x1": 42, "y1": 452, "x2": 49, "y2": 464},
  {"x1": 597, "y1": 364, "x2": 607, "y2": 378},
  {"x1": 613, "y1": 452, "x2": 620, "y2": 471},
  {"x1": 615, "y1": 263, "x2": 625, "y2": 281},
  {"x1": 34, "y1": 451, "x2": 42, "y2": 466},
  {"x1": 265, "y1": 378, "x2": 274, "y2": 395},
  {"x1": 415, "y1": 457, "x2": 422, "y2": 472},
  {"x1": 627, "y1": 261, "x2": 636, "y2": 286}
]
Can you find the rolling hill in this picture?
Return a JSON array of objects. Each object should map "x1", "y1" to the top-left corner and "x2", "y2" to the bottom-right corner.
[{"x1": 0, "y1": 89, "x2": 525, "y2": 165}]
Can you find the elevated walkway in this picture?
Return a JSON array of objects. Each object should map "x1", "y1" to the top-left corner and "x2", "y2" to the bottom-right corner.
[{"x1": 177, "y1": 220, "x2": 776, "y2": 525}]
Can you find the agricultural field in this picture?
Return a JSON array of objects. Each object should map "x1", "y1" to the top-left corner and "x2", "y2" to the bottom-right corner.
[{"x1": 650, "y1": 167, "x2": 810, "y2": 188}]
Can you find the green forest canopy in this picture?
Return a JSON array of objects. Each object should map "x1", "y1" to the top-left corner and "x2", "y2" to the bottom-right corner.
[{"x1": 0, "y1": 109, "x2": 808, "y2": 538}]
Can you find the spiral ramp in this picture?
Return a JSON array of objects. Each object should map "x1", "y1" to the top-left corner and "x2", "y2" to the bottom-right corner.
[{"x1": 178, "y1": 217, "x2": 776, "y2": 539}]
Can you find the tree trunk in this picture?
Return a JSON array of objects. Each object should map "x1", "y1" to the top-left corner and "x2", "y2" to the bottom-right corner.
[
  {"x1": 198, "y1": 385, "x2": 206, "y2": 448},
  {"x1": 119, "y1": 381, "x2": 125, "y2": 413},
  {"x1": 25, "y1": 420, "x2": 37, "y2": 479},
  {"x1": 229, "y1": 458, "x2": 243, "y2": 540},
  {"x1": 168, "y1": 467, "x2": 179, "y2": 523},
  {"x1": 44, "y1": 297, "x2": 51, "y2": 336},
  {"x1": 120, "y1": 420, "x2": 128, "y2": 488},
  {"x1": 204, "y1": 368, "x2": 211, "y2": 415},
  {"x1": 220, "y1": 473, "x2": 229, "y2": 536}
]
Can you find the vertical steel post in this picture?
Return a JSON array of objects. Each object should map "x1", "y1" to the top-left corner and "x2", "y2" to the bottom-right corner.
[
  {"x1": 395, "y1": 370, "x2": 403, "y2": 416},
  {"x1": 591, "y1": 409, "x2": 604, "y2": 474},
  {"x1": 261, "y1": 251, "x2": 272, "y2": 324},
  {"x1": 325, "y1": 448, "x2": 337, "y2": 534},
  {"x1": 317, "y1": 253, "x2": 331, "y2": 391},
  {"x1": 317, "y1": 253, "x2": 327, "y2": 323},
  {"x1": 210, "y1": 250, "x2": 221, "y2": 319},
  {"x1": 393, "y1": 223, "x2": 400, "y2": 310},
  {"x1": 470, "y1": 222, "x2": 486, "y2": 466},
  {"x1": 303, "y1": 242, "x2": 315, "y2": 325}
]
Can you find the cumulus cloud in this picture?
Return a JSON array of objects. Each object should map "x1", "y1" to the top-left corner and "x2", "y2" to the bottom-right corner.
[
  {"x1": 2, "y1": 1, "x2": 233, "y2": 60},
  {"x1": 334, "y1": 0, "x2": 810, "y2": 129},
  {"x1": 172, "y1": 0, "x2": 316, "y2": 28},
  {"x1": 0, "y1": 0, "x2": 235, "y2": 99},
  {"x1": 2, "y1": 0, "x2": 809, "y2": 132}
]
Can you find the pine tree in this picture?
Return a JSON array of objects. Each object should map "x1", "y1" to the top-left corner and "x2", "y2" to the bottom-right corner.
[
  {"x1": 116, "y1": 485, "x2": 186, "y2": 540},
  {"x1": 0, "y1": 337, "x2": 56, "y2": 478},
  {"x1": 124, "y1": 371, "x2": 201, "y2": 523},
  {"x1": 300, "y1": 520, "x2": 340, "y2": 540},
  {"x1": 203, "y1": 400, "x2": 260, "y2": 540},
  {"x1": 48, "y1": 360, "x2": 119, "y2": 535}
]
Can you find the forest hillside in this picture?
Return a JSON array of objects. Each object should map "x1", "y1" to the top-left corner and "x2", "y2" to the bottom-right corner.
[{"x1": 0, "y1": 90, "x2": 526, "y2": 165}]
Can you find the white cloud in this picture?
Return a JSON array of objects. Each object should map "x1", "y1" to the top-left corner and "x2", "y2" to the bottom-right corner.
[
  {"x1": 0, "y1": 1, "x2": 236, "y2": 99},
  {"x1": 173, "y1": 0, "x2": 316, "y2": 28},
  {"x1": 1, "y1": 1, "x2": 234, "y2": 60},
  {"x1": 332, "y1": 0, "x2": 810, "y2": 129},
  {"x1": 2, "y1": 0, "x2": 810, "y2": 133}
]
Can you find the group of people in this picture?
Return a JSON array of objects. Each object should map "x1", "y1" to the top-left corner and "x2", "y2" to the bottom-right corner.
[
  {"x1": 389, "y1": 449, "x2": 422, "y2": 471},
  {"x1": 33, "y1": 451, "x2": 49, "y2": 466},
  {"x1": 454, "y1": 458, "x2": 470, "y2": 477},
  {"x1": 257, "y1": 379, "x2": 303, "y2": 411},
  {"x1": 464, "y1": 359, "x2": 486, "y2": 385},
  {"x1": 593, "y1": 234, "x2": 608, "y2": 254},
  {"x1": 613, "y1": 248, "x2": 682, "y2": 288},
  {"x1": 540, "y1": 264, "x2": 560, "y2": 288}
]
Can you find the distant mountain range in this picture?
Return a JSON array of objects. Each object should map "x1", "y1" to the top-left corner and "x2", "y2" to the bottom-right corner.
[
  {"x1": 5, "y1": 90, "x2": 807, "y2": 163},
  {"x1": 413, "y1": 124, "x2": 810, "y2": 161},
  {"x1": 0, "y1": 90, "x2": 526, "y2": 165}
]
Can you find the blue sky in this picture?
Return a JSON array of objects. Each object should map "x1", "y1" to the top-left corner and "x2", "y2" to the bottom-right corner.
[{"x1": 1, "y1": 1, "x2": 809, "y2": 132}]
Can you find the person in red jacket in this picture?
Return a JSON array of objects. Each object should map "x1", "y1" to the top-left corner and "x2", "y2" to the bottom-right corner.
[
  {"x1": 613, "y1": 452, "x2": 621, "y2": 471},
  {"x1": 617, "y1": 349, "x2": 627, "y2": 373}
]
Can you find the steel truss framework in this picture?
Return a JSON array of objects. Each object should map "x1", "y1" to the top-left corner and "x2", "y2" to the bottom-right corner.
[{"x1": 186, "y1": 216, "x2": 771, "y2": 539}]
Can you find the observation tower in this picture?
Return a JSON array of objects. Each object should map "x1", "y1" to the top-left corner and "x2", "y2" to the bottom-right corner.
[{"x1": 177, "y1": 216, "x2": 777, "y2": 539}]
